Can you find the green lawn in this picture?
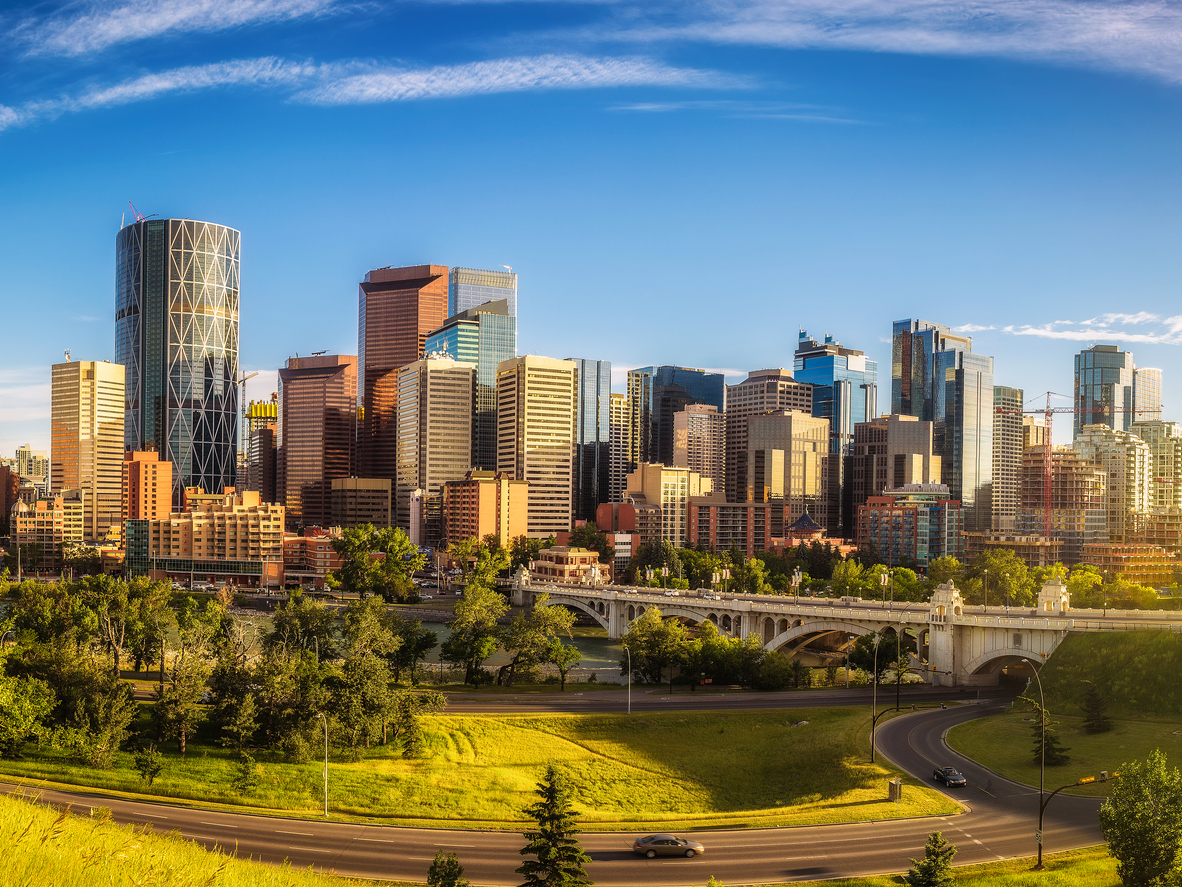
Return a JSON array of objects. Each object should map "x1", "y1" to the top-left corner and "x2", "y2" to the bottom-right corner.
[
  {"x1": 947, "y1": 705, "x2": 1182, "y2": 796},
  {"x1": 0, "y1": 708, "x2": 957, "y2": 830}
]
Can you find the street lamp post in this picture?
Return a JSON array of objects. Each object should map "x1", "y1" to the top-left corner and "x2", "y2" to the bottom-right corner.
[
  {"x1": 317, "y1": 712, "x2": 329, "y2": 817},
  {"x1": 879, "y1": 572, "x2": 888, "y2": 607},
  {"x1": 871, "y1": 634, "x2": 882, "y2": 763},
  {"x1": 792, "y1": 568, "x2": 802, "y2": 604},
  {"x1": 983, "y1": 568, "x2": 988, "y2": 614},
  {"x1": 622, "y1": 644, "x2": 631, "y2": 714},
  {"x1": 1023, "y1": 658, "x2": 1047, "y2": 869}
]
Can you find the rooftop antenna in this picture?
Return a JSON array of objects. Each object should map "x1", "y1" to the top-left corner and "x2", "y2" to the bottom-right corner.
[
  {"x1": 501, "y1": 265, "x2": 513, "y2": 272},
  {"x1": 311, "y1": 350, "x2": 327, "y2": 356},
  {"x1": 63, "y1": 349, "x2": 71, "y2": 362}
]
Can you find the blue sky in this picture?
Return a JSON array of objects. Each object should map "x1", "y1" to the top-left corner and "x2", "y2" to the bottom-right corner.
[{"x1": 1, "y1": 0, "x2": 1181, "y2": 456}]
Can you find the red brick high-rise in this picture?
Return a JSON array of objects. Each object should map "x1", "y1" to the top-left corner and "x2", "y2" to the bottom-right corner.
[{"x1": 357, "y1": 265, "x2": 449, "y2": 481}]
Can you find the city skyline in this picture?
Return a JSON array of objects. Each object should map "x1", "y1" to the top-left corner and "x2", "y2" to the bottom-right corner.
[{"x1": 2, "y1": 2, "x2": 1181, "y2": 456}]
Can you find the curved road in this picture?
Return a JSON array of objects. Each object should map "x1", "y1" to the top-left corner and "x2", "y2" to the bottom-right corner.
[{"x1": 4, "y1": 698, "x2": 1103, "y2": 884}]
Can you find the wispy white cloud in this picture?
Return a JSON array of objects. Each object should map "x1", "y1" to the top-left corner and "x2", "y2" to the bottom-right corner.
[
  {"x1": 24, "y1": 0, "x2": 340, "y2": 57},
  {"x1": 296, "y1": 54, "x2": 734, "y2": 104},
  {"x1": 0, "y1": 54, "x2": 720, "y2": 133},
  {"x1": 999, "y1": 312, "x2": 1182, "y2": 345},
  {"x1": 0, "y1": 368, "x2": 51, "y2": 453},
  {"x1": 608, "y1": 98, "x2": 863, "y2": 122},
  {"x1": 953, "y1": 323, "x2": 996, "y2": 332},
  {"x1": 598, "y1": 0, "x2": 1182, "y2": 85}
]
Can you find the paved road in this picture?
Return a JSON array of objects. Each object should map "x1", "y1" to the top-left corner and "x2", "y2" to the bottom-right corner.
[{"x1": 3, "y1": 701, "x2": 1103, "y2": 885}]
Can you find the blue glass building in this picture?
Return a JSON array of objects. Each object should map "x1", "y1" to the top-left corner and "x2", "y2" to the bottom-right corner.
[
  {"x1": 627, "y1": 366, "x2": 726, "y2": 468},
  {"x1": 1074, "y1": 344, "x2": 1135, "y2": 435},
  {"x1": 449, "y1": 267, "x2": 517, "y2": 319},
  {"x1": 569, "y1": 358, "x2": 611, "y2": 522},
  {"x1": 116, "y1": 218, "x2": 240, "y2": 506},
  {"x1": 425, "y1": 299, "x2": 515, "y2": 470},
  {"x1": 892, "y1": 319, "x2": 994, "y2": 533}
]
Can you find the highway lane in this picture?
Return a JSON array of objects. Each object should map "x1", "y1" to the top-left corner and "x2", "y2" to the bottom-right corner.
[{"x1": 2, "y1": 701, "x2": 1105, "y2": 885}]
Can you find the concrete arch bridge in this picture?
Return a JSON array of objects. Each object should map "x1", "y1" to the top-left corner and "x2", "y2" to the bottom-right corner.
[{"x1": 512, "y1": 575, "x2": 1182, "y2": 686}]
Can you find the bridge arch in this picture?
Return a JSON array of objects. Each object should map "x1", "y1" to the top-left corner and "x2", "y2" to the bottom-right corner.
[
  {"x1": 963, "y1": 646, "x2": 1048, "y2": 676},
  {"x1": 765, "y1": 619, "x2": 879, "y2": 656},
  {"x1": 539, "y1": 594, "x2": 610, "y2": 633}
]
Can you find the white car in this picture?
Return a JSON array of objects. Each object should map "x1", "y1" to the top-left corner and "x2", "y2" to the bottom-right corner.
[{"x1": 663, "y1": 590, "x2": 679, "y2": 597}]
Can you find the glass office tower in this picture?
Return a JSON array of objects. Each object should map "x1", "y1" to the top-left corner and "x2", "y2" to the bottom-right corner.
[
  {"x1": 116, "y1": 218, "x2": 240, "y2": 505},
  {"x1": 569, "y1": 358, "x2": 611, "y2": 522},
  {"x1": 1074, "y1": 345, "x2": 1135, "y2": 435},
  {"x1": 627, "y1": 366, "x2": 726, "y2": 468},
  {"x1": 425, "y1": 299, "x2": 516, "y2": 471},
  {"x1": 449, "y1": 267, "x2": 518, "y2": 320},
  {"x1": 892, "y1": 319, "x2": 993, "y2": 532}
]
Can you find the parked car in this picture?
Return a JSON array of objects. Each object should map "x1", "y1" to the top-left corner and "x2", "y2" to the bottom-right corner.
[
  {"x1": 933, "y1": 767, "x2": 967, "y2": 787},
  {"x1": 663, "y1": 590, "x2": 679, "y2": 597},
  {"x1": 632, "y1": 834, "x2": 705, "y2": 859}
]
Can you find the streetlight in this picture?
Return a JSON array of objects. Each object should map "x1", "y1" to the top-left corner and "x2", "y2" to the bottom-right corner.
[
  {"x1": 792, "y1": 568, "x2": 802, "y2": 604},
  {"x1": 1022, "y1": 657, "x2": 1046, "y2": 869},
  {"x1": 622, "y1": 644, "x2": 631, "y2": 714},
  {"x1": 870, "y1": 633, "x2": 882, "y2": 763},
  {"x1": 317, "y1": 712, "x2": 329, "y2": 817},
  {"x1": 879, "y1": 571, "x2": 889, "y2": 607},
  {"x1": 983, "y1": 568, "x2": 988, "y2": 614}
]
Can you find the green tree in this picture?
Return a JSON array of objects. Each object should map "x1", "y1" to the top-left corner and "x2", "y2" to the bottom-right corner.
[
  {"x1": 567, "y1": 523, "x2": 614, "y2": 564},
  {"x1": 905, "y1": 831, "x2": 957, "y2": 887},
  {"x1": 510, "y1": 536, "x2": 544, "y2": 573},
  {"x1": 516, "y1": 764, "x2": 592, "y2": 887},
  {"x1": 926, "y1": 557, "x2": 963, "y2": 589},
  {"x1": 387, "y1": 614, "x2": 439, "y2": 684},
  {"x1": 133, "y1": 743, "x2": 164, "y2": 787},
  {"x1": 267, "y1": 590, "x2": 335, "y2": 658},
  {"x1": 498, "y1": 593, "x2": 576, "y2": 686},
  {"x1": 442, "y1": 584, "x2": 509, "y2": 686},
  {"x1": 1029, "y1": 702, "x2": 1071, "y2": 766},
  {"x1": 619, "y1": 607, "x2": 688, "y2": 690},
  {"x1": 0, "y1": 672, "x2": 54, "y2": 758},
  {"x1": 1100, "y1": 750, "x2": 1182, "y2": 887},
  {"x1": 428, "y1": 851, "x2": 471, "y2": 887},
  {"x1": 329, "y1": 525, "x2": 426, "y2": 599},
  {"x1": 231, "y1": 751, "x2": 261, "y2": 794},
  {"x1": 548, "y1": 641, "x2": 582, "y2": 691},
  {"x1": 830, "y1": 559, "x2": 867, "y2": 597},
  {"x1": 391, "y1": 689, "x2": 446, "y2": 758},
  {"x1": 330, "y1": 652, "x2": 392, "y2": 754},
  {"x1": 1082, "y1": 681, "x2": 1114, "y2": 734}
]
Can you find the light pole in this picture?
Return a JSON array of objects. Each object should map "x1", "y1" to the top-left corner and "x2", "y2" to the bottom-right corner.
[
  {"x1": 317, "y1": 712, "x2": 329, "y2": 817},
  {"x1": 879, "y1": 571, "x2": 888, "y2": 607},
  {"x1": 1023, "y1": 658, "x2": 1046, "y2": 869},
  {"x1": 983, "y1": 568, "x2": 988, "y2": 614},
  {"x1": 792, "y1": 568, "x2": 802, "y2": 604},
  {"x1": 870, "y1": 633, "x2": 882, "y2": 763},
  {"x1": 622, "y1": 644, "x2": 631, "y2": 714}
]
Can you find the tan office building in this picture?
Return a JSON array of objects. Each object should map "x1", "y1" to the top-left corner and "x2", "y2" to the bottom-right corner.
[
  {"x1": 122, "y1": 450, "x2": 173, "y2": 527},
  {"x1": 496, "y1": 356, "x2": 577, "y2": 538},
  {"x1": 331, "y1": 477, "x2": 392, "y2": 528},
  {"x1": 397, "y1": 355, "x2": 475, "y2": 538},
  {"x1": 441, "y1": 470, "x2": 528, "y2": 547},
  {"x1": 673, "y1": 403, "x2": 725, "y2": 495},
  {"x1": 625, "y1": 463, "x2": 711, "y2": 548},
  {"x1": 725, "y1": 368, "x2": 813, "y2": 502},
  {"x1": 746, "y1": 410, "x2": 830, "y2": 527},
  {"x1": 50, "y1": 360, "x2": 125, "y2": 541}
]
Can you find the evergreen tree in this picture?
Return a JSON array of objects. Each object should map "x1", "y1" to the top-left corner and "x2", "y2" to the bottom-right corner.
[
  {"x1": 905, "y1": 831, "x2": 957, "y2": 887},
  {"x1": 1031, "y1": 707, "x2": 1071, "y2": 766},
  {"x1": 1081, "y1": 682, "x2": 1113, "y2": 734},
  {"x1": 517, "y1": 764, "x2": 592, "y2": 887},
  {"x1": 428, "y1": 851, "x2": 471, "y2": 887}
]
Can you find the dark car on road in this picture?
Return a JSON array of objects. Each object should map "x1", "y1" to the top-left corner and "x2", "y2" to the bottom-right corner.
[
  {"x1": 933, "y1": 766, "x2": 967, "y2": 787},
  {"x1": 632, "y1": 834, "x2": 705, "y2": 858}
]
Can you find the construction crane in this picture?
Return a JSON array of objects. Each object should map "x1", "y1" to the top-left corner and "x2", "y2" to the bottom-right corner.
[
  {"x1": 237, "y1": 371, "x2": 259, "y2": 449},
  {"x1": 996, "y1": 391, "x2": 1159, "y2": 538},
  {"x1": 128, "y1": 201, "x2": 145, "y2": 222}
]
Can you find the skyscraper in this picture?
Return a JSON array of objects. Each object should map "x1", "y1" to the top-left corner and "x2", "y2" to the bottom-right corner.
[
  {"x1": 992, "y1": 386, "x2": 1025, "y2": 531},
  {"x1": 628, "y1": 366, "x2": 726, "y2": 471},
  {"x1": 608, "y1": 393, "x2": 631, "y2": 505},
  {"x1": 746, "y1": 410, "x2": 830, "y2": 528},
  {"x1": 50, "y1": 359, "x2": 125, "y2": 541},
  {"x1": 1134, "y1": 367, "x2": 1163, "y2": 423},
  {"x1": 672, "y1": 404, "x2": 725, "y2": 495},
  {"x1": 116, "y1": 218, "x2": 240, "y2": 505},
  {"x1": 724, "y1": 368, "x2": 812, "y2": 503},
  {"x1": 449, "y1": 266, "x2": 518, "y2": 319},
  {"x1": 396, "y1": 355, "x2": 474, "y2": 540},
  {"x1": 357, "y1": 265, "x2": 449, "y2": 480},
  {"x1": 1131, "y1": 420, "x2": 1182, "y2": 509},
  {"x1": 425, "y1": 299, "x2": 516, "y2": 470},
  {"x1": 794, "y1": 329, "x2": 879, "y2": 535},
  {"x1": 1074, "y1": 345, "x2": 1135, "y2": 435},
  {"x1": 892, "y1": 319, "x2": 994, "y2": 533},
  {"x1": 569, "y1": 358, "x2": 611, "y2": 523},
  {"x1": 1073, "y1": 424, "x2": 1152, "y2": 540},
  {"x1": 277, "y1": 355, "x2": 357, "y2": 530},
  {"x1": 497, "y1": 356, "x2": 577, "y2": 538}
]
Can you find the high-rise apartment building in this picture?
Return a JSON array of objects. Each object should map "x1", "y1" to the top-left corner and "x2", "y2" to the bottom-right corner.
[
  {"x1": 50, "y1": 360, "x2": 125, "y2": 541},
  {"x1": 15, "y1": 445, "x2": 48, "y2": 490},
  {"x1": 11, "y1": 489, "x2": 84, "y2": 570},
  {"x1": 441, "y1": 470, "x2": 529, "y2": 548},
  {"x1": 122, "y1": 450, "x2": 173, "y2": 526},
  {"x1": 1134, "y1": 367, "x2": 1163, "y2": 423},
  {"x1": 673, "y1": 404, "x2": 725, "y2": 495},
  {"x1": 1131, "y1": 421, "x2": 1182, "y2": 509},
  {"x1": 992, "y1": 386, "x2": 1025, "y2": 532},
  {"x1": 746, "y1": 410, "x2": 830, "y2": 529},
  {"x1": 1073, "y1": 424, "x2": 1152, "y2": 540},
  {"x1": 116, "y1": 218, "x2": 240, "y2": 505},
  {"x1": 625, "y1": 463, "x2": 711, "y2": 548},
  {"x1": 628, "y1": 366, "x2": 726, "y2": 470},
  {"x1": 396, "y1": 355, "x2": 474, "y2": 539},
  {"x1": 277, "y1": 355, "x2": 357, "y2": 531},
  {"x1": 569, "y1": 358, "x2": 611, "y2": 523},
  {"x1": 1074, "y1": 345, "x2": 1135, "y2": 435},
  {"x1": 725, "y1": 369, "x2": 813, "y2": 503},
  {"x1": 608, "y1": 393, "x2": 630, "y2": 506},
  {"x1": 449, "y1": 266, "x2": 518, "y2": 320},
  {"x1": 845, "y1": 414, "x2": 941, "y2": 529},
  {"x1": 497, "y1": 356, "x2": 577, "y2": 538},
  {"x1": 1016, "y1": 446, "x2": 1107, "y2": 564},
  {"x1": 357, "y1": 265, "x2": 449, "y2": 480},
  {"x1": 891, "y1": 319, "x2": 994, "y2": 532},
  {"x1": 856, "y1": 484, "x2": 963, "y2": 568},
  {"x1": 425, "y1": 299, "x2": 516, "y2": 470}
]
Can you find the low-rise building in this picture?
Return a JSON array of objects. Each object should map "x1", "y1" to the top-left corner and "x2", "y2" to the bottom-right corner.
[
  {"x1": 596, "y1": 500, "x2": 662, "y2": 550},
  {"x1": 283, "y1": 527, "x2": 343, "y2": 590},
  {"x1": 529, "y1": 546, "x2": 608, "y2": 584},
  {"x1": 855, "y1": 484, "x2": 963, "y2": 568},
  {"x1": 122, "y1": 450, "x2": 173, "y2": 531},
  {"x1": 10, "y1": 488, "x2": 84, "y2": 570}
]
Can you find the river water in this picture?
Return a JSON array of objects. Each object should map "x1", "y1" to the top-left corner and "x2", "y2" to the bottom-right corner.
[{"x1": 419, "y1": 623, "x2": 626, "y2": 683}]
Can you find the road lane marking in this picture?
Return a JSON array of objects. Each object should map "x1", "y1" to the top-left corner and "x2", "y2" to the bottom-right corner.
[
  {"x1": 436, "y1": 844, "x2": 476, "y2": 848},
  {"x1": 276, "y1": 830, "x2": 315, "y2": 836},
  {"x1": 288, "y1": 847, "x2": 331, "y2": 853},
  {"x1": 356, "y1": 838, "x2": 395, "y2": 843},
  {"x1": 973, "y1": 839, "x2": 983, "y2": 845},
  {"x1": 201, "y1": 821, "x2": 236, "y2": 828}
]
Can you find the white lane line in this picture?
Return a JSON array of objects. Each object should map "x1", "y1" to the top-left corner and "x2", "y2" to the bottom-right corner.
[
  {"x1": 436, "y1": 844, "x2": 476, "y2": 848},
  {"x1": 201, "y1": 821, "x2": 236, "y2": 828},
  {"x1": 288, "y1": 847, "x2": 331, "y2": 853},
  {"x1": 973, "y1": 839, "x2": 983, "y2": 845},
  {"x1": 276, "y1": 830, "x2": 315, "y2": 836},
  {"x1": 409, "y1": 856, "x2": 438, "y2": 861},
  {"x1": 356, "y1": 838, "x2": 395, "y2": 843}
]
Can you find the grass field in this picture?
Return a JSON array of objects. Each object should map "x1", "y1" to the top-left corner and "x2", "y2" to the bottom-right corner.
[
  {"x1": 947, "y1": 704, "x2": 1182, "y2": 796},
  {"x1": 0, "y1": 708, "x2": 957, "y2": 830}
]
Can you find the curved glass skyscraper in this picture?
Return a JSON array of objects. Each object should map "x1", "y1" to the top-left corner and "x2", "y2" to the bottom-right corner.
[{"x1": 116, "y1": 218, "x2": 240, "y2": 505}]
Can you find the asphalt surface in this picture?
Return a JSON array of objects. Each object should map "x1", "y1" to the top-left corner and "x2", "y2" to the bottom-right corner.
[{"x1": 3, "y1": 695, "x2": 1104, "y2": 885}]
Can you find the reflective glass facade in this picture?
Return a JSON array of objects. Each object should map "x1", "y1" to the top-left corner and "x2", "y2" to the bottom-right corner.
[
  {"x1": 1074, "y1": 345, "x2": 1135, "y2": 435},
  {"x1": 449, "y1": 267, "x2": 517, "y2": 319},
  {"x1": 116, "y1": 219, "x2": 240, "y2": 505},
  {"x1": 1134, "y1": 366, "x2": 1162, "y2": 424},
  {"x1": 570, "y1": 358, "x2": 611, "y2": 522},
  {"x1": 627, "y1": 366, "x2": 726, "y2": 468}
]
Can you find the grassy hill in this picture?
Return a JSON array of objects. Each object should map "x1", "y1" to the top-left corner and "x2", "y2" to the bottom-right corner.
[{"x1": 1036, "y1": 630, "x2": 1182, "y2": 717}]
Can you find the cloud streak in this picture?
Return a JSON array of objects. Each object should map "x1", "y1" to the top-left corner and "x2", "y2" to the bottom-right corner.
[
  {"x1": 0, "y1": 54, "x2": 725, "y2": 133},
  {"x1": 995, "y1": 312, "x2": 1182, "y2": 346},
  {"x1": 24, "y1": 0, "x2": 340, "y2": 57}
]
